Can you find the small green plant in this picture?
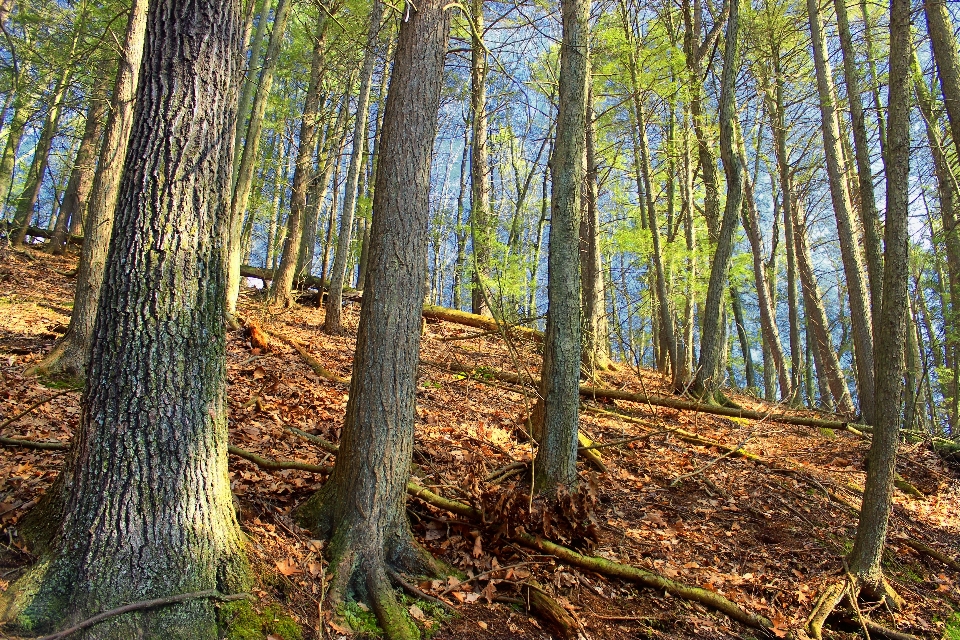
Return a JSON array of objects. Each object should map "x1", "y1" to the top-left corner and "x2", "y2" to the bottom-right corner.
[
  {"x1": 220, "y1": 601, "x2": 303, "y2": 640},
  {"x1": 339, "y1": 601, "x2": 383, "y2": 636},
  {"x1": 422, "y1": 380, "x2": 443, "y2": 390},
  {"x1": 945, "y1": 611, "x2": 960, "y2": 640}
]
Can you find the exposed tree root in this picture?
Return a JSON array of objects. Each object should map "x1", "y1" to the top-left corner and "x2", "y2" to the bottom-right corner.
[
  {"x1": 34, "y1": 590, "x2": 251, "y2": 640},
  {"x1": 806, "y1": 581, "x2": 845, "y2": 640},
  {"x1": 227, "y1": 445, "x2": 331, "y2": 474}
]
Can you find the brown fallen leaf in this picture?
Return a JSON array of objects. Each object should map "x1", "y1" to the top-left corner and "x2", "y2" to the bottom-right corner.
[{"x1": 275, "y1": 558, "x2": 301, "y2": 576}]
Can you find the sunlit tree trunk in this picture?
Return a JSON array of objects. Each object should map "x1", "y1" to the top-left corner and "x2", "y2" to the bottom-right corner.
[{"x1": 469, "y1": 0, "x2": 492, "y2": 316}]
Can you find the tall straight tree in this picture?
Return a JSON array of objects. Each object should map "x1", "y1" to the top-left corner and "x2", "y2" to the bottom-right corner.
[
  {"x1": 0, "y1": 0, "x2": 249, "y2": 635},
  {"x1": 689, "y1": 0, "x2": 743, "y2": 403},
  {"x1": 31, "y1": 0, "x2": 149, "y2": 379},
  {"x1": 268, "y1": 7, "x2": 334, "y2": 307},
  {"x1": 536, "y1": 0, "x2": 589, "y2": 492},
  {"x1": 806, "y1": 0, "x2": 875, "y2": 423},
  {"x1": 469, "y1": 0, "x2": 492, "y2": 316},
  {"x1": 226, "y1": 0, "x2": 291, "y2": 318},
  {"x1": 324, "y1": 0, "x2": 385, "y2": 333},
  {"x1": 847, "y1": 0, "x2": 911, "y2": 606},
  {"x1": 293, "y1": 0, "x2": 451, "y2": 637}
]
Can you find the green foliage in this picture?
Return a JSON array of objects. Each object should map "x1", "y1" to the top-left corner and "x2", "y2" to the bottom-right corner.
[
  {"x1": 220, "y1": 601, "x2": 303, "y2": 640},
  {"x1": 339, "y1": 601, "x2": 385, "y2": 636},
  {"x1": 944, "y1": 611, "x2": 960, "y2": 640}
]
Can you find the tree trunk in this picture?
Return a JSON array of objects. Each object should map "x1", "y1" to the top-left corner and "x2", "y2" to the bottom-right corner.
[
  {"x1": 730, "y1": 287, "x2": 756, "y2": 391},
  {"x1": 535, "y1": 0, "x2": 589, "y2": 493},
  {"x1": 469, "y1": 0, "x2": 492, "y2": 316},
  {"x1": 847, "y1": 0, "x2": 910, "y2": 605},
  {"x1": 32, "y1": 0, "x2": 149, "y2": 380},
  {"x1": 50, "y1": 70, "x2": 109, "y2": 255},
  {"x1": 580, "y1": 86, "x2": 610, "y2": 375},
  {"x1": 792, "y1": 205, "x2": 857, "y2": 415},
  {"x1": 834, "y1": 0, "x2": 883, "y2": 319},
  {"x1": 453, "y1": 126, "x2": 470, "y2": 309},
  {"x1": 0, "y1": 64, "x2": 32, "y2": 213},
  {"x1": 226, "y1": 0, "x2": 291, "y2": 317},
  {"x1": 268, "y1": 10, "x2": 333, "y2": 306},
  {"x1": 10, "y1": 65, "x2": 74, "y2": 245},
  {"x1": 739, "y1": 144, "x2": 791, "y2": 400},
  {"x1": 324, "y1": 1, "x2": 384, "y2": 332},
  {"x1": 806, "y1": 0, "x2": 875, "y2": 423},
  {"x1": 0, "y1": 1, "x2": 249, "y2": 635},
  {"x1": 689, "y1": 0, "x2": 743, "y2": 403},
  {"x1": 294, "y1": 1, "x2": 450, "y2": 637}
]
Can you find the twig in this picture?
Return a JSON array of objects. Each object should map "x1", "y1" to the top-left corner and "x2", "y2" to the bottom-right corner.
[
  {"x1": 37, "y1": 590, "x2": 252, "y2": 640},
  {"x1": 387, "y1": 568, "x2": 456, "y2": 612},
  {"x1": 283, "y1": 424, "x2": 339, "y2": 454},
  {"x1": 670, "y1": 434, "x2": 753, "y2": 487},
  {"x1": 228, "y1": 444, "x2": 331, "y2": 474},
  {"x1": 484, "y1": 461, "x2": 527, "y2": 482},
  {"x1": 0, "y1": 436, "x2": 69, "y2": 450},
  {"x1": 438, "y1": 562, "x2": 542, "y2": 596},
  {"x1": 0, "y1": 388, "x2": 79, "y2": 434}
]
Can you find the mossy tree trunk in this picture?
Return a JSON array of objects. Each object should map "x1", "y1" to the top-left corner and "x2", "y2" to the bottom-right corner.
[
  {"x1": 535, "y1": 0, "x2": 589, "y2": 493},
  {"x1": 0, "y1": 0, "x2": 249, "y2": 636},
  {"x1": 294, "y1": 1, "x2": 450, "y2": 637}
]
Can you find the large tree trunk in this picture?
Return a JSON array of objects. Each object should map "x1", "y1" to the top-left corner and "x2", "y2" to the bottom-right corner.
[
  {"x1": 469, "y1": 0, "x2": 492, "y2": 316},
  {"x1": 49, "y1": 70, "x2": 109, "y2": 255},
  {"x1": 226, "y1": 0, "x2": 291, "y2": 317},
  {"x1": 324, "y1": 1, "x2": 384, "y2": 332},
  {"x1": 0, "y1": 1, "x2": 249, "y2": 635},
  {"x1": 806, "y1": 0, "x2": 876, "y2": 423},
  {"x1": 535, "y1": 0, "x2": 589, "y2": 493},
  {"x1": 31, "y1": 0, "x2": 149, "y2": 380},
  {"x1": 847, "y1": 0, "x2": 910, "y2": 605},
  {"x1": 689, "y1": 0, "x2": 743, "y2": 403},
  {"x1": 268, "y1": 9, "x2": 333, "y2": 306},
  {"x1": 293, "y1": 1, "x2": 450, "y2": 638}
]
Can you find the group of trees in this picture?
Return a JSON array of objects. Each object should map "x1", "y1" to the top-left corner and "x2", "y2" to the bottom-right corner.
[{"x1": 0, "y1": 0, "x2": 954, "y2": 634}]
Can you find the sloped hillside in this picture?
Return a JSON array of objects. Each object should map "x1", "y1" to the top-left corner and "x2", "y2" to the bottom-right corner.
[{"x1": 1, "y1": 248, "x2": 958, "y2": 639}]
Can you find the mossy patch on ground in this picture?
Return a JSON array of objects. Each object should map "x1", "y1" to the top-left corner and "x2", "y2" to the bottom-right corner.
[
  {"x1": 219, "y1": 601, "x2": 302, "y2": 640},
  {"x1": 945, "y1": 611, "x2": 960, "y2": 640}
]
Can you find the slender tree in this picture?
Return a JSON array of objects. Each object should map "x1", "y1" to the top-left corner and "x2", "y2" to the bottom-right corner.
[
  {"x1": 293, "y1": 0, "x2": 451, "y2": 637},
  {"x1": 535, "y1": 0, "x2": 589, "y2": 492}
]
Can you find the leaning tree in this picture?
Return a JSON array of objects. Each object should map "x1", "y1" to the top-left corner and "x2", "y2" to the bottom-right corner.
[
  {"x1": 293, "y1": 0, "x2": 452, "y2": 637},
  {"x1": 0, "y1": 0, "x2": 250, "y2": 636}
]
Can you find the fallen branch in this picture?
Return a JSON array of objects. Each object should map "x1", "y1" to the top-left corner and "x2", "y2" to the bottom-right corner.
[
  {"x1": 284, "y1": 425, "x2": 339, "y2": 454},
  {"x1": 0, "y1": 435, "x2": 69, "y2": 450},
  {"x1": 227, "y1": 444, "x2": 331, "y2": 474},
  {"x1": 0, "y1": 388, "x2": 79, "y2": 434},
  {"x1": 900, "y1": 537, "x2": 960, "y2": 571},
  {"x1": 421, "y1": 305, "x2": 543, "y2": 343},
  {"x1": 430, "y1": 360, "x2": 867, "y2": 433},
  {"x1": 387, "y1": 568, "x2": 455, "y2": 613},
  {"x1": 270, "y1": 330, "x2": 350, "y2": 384},
  {"x1": 513, "y1": 531, "x2": 772, "y2": 631},
  {"x1": 36, "y1": 590, "x2": 252, "y2": 640},
  {"x1": 670, "y1": 435, "x2": 753, "y2": 487},
  {"x1": 523, "y1": 581, "x2": 584, "y2": 639}
]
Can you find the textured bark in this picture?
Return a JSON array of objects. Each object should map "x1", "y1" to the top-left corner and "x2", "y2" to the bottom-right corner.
[
  {"x1": 227, "y1": 0, "x2": 291, "y2": 316},
  {"x1": 32, "y1": 0, "x2": 148, "y2": 380},
  {"x1": 469, "y1": 0, "x2": 491, "y2": 316},
  {"x1": 806, "y1": 0, "x2": 875, "y2": 423},
  {"x1": 0, "y1": 1, "x2": 248, "y2": 635},
  {"x1": 848, "y1": 0, "x2": 910, "y2": 602},
  {"x1": 452, "y1": 127, "x2": 470, "y2": 309},
  {"x1": 268, "y1": 11, "x2": 332, "y2": 306},
  {"x1": 50, "y1": 71, "x2": 109, "y2": 255},
  {"x1": 690, "y1": 0, "x2": 743, "y2": 402},
  {"x1": 536, "y1": 0, "x2": 589, "y2": 493},
  {"x1": 792, "y1": 207, "x2": 856, "y2": 414},
  {"x1": 324, "y1": 1, "x2": 384, "y2": 332},
  {"x1": 834, "y1": 0, "x2": 883, "y2": 319},
  {"x1": 294, "y1": 1, "x2": 450, "y2": 636}
]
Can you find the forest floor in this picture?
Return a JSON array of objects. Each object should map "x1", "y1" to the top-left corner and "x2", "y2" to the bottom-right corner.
[{"x1": 1, "y1": 247, "x2": 959, "y2": 640}]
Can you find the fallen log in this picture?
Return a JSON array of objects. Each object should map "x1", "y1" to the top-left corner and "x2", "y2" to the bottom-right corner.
[
  {"x1": 23, "y1": 225, "x2": 82, "y2": 246},
  {"x1": 420, "y1": 305, "x2": 543, "y2": 343},
  {"x1": 429, "y1": 359, "x2": 868, "y2": 433}
]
